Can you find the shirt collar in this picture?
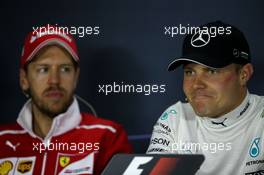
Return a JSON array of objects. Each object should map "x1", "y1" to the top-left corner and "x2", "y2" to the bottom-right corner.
[
  {"x1": 199, "y1": 91, "x2": 251, "y2": 129},
  {"x1": 17, "y1": 97, "x2": 81, "y2": 140}
]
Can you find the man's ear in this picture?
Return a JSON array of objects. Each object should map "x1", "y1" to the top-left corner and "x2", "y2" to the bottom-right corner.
[
  {"x1": 239, "y1": 63, "x2": 254, "y2": 86},
  {"x1": 20, "y1": 69, "x2": 29, "y2": 92}
]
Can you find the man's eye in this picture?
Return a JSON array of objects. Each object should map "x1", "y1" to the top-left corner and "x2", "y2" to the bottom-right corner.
[
  {"x1": 208, "y1": 69, "x2": 218, "y2": 74},
  {"x1": 184, "y1": 70, "x2": 194, "y2": 76},
  {"x1": 37, "y1": 67, "x2": 48, "y2": 73},
  {"x1": 61, "y1": 66, "x2": 72, "y2": 73}
]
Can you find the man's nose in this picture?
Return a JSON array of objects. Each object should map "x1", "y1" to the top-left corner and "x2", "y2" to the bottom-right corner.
[
  {"x1": 193, "y1": 75, "x2": 206, "y2": 89},
  {"x1": 48, "y1": 69, "x2": 60, "y2": 85}
]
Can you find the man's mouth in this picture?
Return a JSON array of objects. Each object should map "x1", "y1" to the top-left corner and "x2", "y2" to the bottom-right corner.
[
  {"x1": 45, "y1": 90, "x2": 64, "y2": 98},
  {"x1": 191, "y1": 92, "x2": 213, "y2": 101}
]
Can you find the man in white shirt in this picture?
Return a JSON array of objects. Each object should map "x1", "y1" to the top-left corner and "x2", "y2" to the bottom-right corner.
[{"x1": 147, "y1": 21, "x2": 264, "y2": 175}]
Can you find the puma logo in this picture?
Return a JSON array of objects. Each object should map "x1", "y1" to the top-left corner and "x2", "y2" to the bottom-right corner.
[
  {"x1": 5, "y1": 140, "x2": 20, "y2": 151},
  {"x1": 211, "y1": 118, "x2": 227, "y2": 127}
]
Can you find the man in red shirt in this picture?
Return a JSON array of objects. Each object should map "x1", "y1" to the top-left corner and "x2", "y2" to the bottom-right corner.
[{"x1": 0, "y1": 25, "x2": 132, "y2": 175}]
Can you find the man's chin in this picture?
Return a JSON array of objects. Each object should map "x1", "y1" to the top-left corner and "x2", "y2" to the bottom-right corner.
[
  {"x1": 39, "y1": 101, "x2": 71, "y2": 118},
  {"x1": 192, "y1": 104, "x2": 212, "y2": 117},
  {"x1": 30, "y1": 91, "x2": 74, "y2": 118},
  {"x1": 194, "y1": 108, "x2": 219, "y2": 118},
  {"x1": 43, "y1": 108, "x2": 68, "y2": 118},
  {"x1": 195, "y1": 112, "x2": 209, "y2": 117}
]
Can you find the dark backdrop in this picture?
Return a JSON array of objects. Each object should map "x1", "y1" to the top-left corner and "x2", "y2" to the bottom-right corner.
[{"x1": 1, "y1": 0, "x2": 263, "y2": 152}]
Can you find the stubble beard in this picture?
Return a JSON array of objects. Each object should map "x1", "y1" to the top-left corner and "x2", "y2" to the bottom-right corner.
[{"x1": 29, "y1": 87, "x2": 74, "y2": 118}]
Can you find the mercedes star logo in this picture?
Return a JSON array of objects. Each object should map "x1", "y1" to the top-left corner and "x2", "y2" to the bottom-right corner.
[{"x1": 191, "y1": 30, "x2": 210, "y2": 47}]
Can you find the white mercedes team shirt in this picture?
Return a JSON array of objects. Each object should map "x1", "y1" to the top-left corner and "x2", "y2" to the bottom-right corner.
[{"x1": 147, "y1": 92, "x2": 264, "y2": 175}]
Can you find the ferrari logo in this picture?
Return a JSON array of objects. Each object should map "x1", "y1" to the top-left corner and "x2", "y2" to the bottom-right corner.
[{"x1": 60, "y1": 156, "x2": 70, "y2": 167}]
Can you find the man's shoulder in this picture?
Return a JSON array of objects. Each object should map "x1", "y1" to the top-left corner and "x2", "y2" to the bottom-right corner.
[
  {"x1": 0, "y1": 122, "x2": 25, "y2": 139},
  {"x1": 166, "y1": 101, "x2": 193, "y2": 111},
  {"x1": 0, "y1": 122, "x2": 22, "y2": 132},
  {"x1": 250, "y1": 94, "x2": 264, "y2": 116},
  {"x1": 160, "y1": 101, "x2": 195, "y2": 120},
  {"x1": 79, "y1": 113, "x2": 124, "y2": 134},
  {"x1": 250, "y1": 93, "x2": 264, "y2": 103},
  {"x1": 153, "y1": 101, "x2": 195, "y2": 132},
  {"x1": 80, "y1": 113, "x2": 121, "y2": 126}
]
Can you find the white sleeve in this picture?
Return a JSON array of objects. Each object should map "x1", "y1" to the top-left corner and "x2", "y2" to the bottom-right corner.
[{"x1": 146, "y1": 105, "x2": 179, "y2": 154}]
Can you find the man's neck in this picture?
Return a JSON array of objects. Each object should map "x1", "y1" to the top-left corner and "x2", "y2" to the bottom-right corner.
[{"x1": 32, "y1": 104, "x2": 53, "y2": 139}]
